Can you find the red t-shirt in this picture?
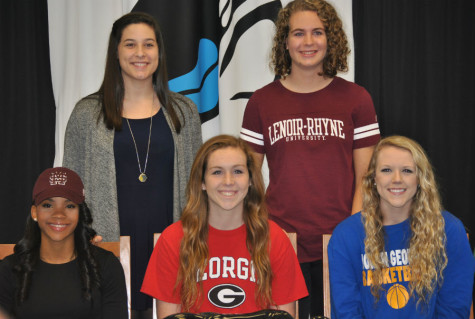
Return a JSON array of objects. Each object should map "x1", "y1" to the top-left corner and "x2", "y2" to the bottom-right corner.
[
  {"x1": 141, "y1": 220, "x2": 307, "y2": 313},
  {"x1": 241, "y1": 78, "x2": 380, "y2": 262}
]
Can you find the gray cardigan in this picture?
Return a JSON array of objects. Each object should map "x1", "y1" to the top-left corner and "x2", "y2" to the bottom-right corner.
[{"x1": 63, "y1": 92, "x2": 202, "y2": 241}]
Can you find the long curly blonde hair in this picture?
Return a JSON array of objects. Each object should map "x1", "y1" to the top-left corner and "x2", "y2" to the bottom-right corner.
[
  {"x1": 176, "y1": 135, "x2": 273, "y2": 311},
  {"x1": 361, "y1": 136, "x2": 447, "y2": 307},
  {"x1": 271, "y1": 0, "x2": 349, "y2": 78}
]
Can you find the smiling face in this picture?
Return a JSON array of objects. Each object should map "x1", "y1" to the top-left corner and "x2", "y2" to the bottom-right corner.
[
  {"x1": 31, "y1": 197, "x2": 79, "y2": 246},
  {"x1": 202, "y1": 147, "x2": 250, "y2": 224},
  {"x1": 117, "y1": 23, "x2": 159, "y2": 84},
  {"x1": 374, "y1": 146, "x2": 418, "y2": 225},
  {"x1": 286, "y1": 10, "x2": 327, "y2": 74}
]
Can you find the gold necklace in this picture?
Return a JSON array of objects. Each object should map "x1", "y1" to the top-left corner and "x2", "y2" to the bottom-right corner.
[{"x1": 125, "y1": 95, "x2": 154, "y2": 183}]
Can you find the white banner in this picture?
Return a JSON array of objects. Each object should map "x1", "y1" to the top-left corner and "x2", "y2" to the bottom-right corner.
[{"x1": 49, "y1": 0, "x2": 353, "y2": 170}]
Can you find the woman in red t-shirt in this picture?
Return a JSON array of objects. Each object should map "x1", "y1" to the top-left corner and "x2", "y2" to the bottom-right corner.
[{"x1": 142, "y1": 135, "x2": 307, "y2": 318}]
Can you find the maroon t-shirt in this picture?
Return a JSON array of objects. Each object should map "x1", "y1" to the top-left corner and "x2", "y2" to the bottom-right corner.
[{"x1": 241, "y1": 77, "x2": 380, "y2": 262}]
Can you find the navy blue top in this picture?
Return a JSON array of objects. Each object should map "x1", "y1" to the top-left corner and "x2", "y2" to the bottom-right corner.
[{"x1": 114, "y1": 108, "x2": 174, "y2": 310}]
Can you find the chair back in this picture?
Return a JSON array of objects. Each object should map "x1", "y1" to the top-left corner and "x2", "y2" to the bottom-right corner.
[
  {"x1": 153, "y1": 233, "x2": 162, "y2": 319},
  {"x1": 98, "y1": 236, "x2": 131, "y2": 319},
  {"x1": 283, "y1": 231, "x2": 298, "y2": 319},
  {"x1": 0, "y1": 244, "x2": 15, "y2": 260},
  {"x1": 286, "y1": 232, "x2": 297, "y2": 255},
  {"x1": 153, "y1": 233, "x2": 161, "y2": 246},
  {"x1": 469, "y1": 234, "x2": 474, "y2": 319},
  {"x1": 322, "y1": 234, "x2": 332, "y2": 318}
]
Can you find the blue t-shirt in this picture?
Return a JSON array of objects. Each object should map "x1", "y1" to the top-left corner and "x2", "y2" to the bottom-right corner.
[{"x1": 328, "y1": 211, "x2": 474, "y2": 319}]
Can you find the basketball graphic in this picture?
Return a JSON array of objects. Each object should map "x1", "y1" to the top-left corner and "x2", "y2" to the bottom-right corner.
[{"x1": 386, "y1": 284, "x2": 409, "y2": 309}]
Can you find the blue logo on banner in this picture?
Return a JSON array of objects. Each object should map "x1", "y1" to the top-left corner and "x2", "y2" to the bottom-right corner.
[{"x1": 168, "y1": 38, "x2": 218, "y2": 115}]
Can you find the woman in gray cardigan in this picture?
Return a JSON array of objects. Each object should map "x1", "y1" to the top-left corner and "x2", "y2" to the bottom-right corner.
[{"x1": 63, "y1": 12, "x2": 202, "y2": 318}]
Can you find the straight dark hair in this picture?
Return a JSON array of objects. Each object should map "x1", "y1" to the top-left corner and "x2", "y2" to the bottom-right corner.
[{"x1": 98, "y1": 11, "x2": 183, "y2": 132}]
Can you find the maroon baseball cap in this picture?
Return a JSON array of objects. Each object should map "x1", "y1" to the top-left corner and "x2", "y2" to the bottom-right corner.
[{"x1": 32, "y1": 167, "x2": 85, "y2": 205}]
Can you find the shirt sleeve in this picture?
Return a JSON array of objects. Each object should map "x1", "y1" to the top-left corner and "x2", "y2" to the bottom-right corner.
[
  {"x1": 240, "y1": 92, "x2": 265, "y2": 154},
  {"x1": 188, "y1": 106, "x2": 203, "y2": 166},
  {"x1": 172, "y1": 93, "x2": 203, "y2": 214},
  {"x1": 328, "y1": 224, "x2": 365, "y2": 319},
  {"x1": 100, "y1": 250, "x2": 128, "y2": 319},
  {"x1": 63, "y1": 99, "x2": 88, "y2": 176},
  {"x1": 434, "y1": 213, "x2": 475, "y2": 318},
  {"x1": 351, "y1": 86, "x2": 380, "y2": 149},
  {"x1": 141, "y1": 225, "x2": 182, "y2": 303},
  {"x1": 269, "y1": 223, "x2": 308, "y2": 305}
]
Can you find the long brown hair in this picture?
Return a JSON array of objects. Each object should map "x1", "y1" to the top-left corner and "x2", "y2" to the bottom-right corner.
[
  {"x1": 272, "y1": 0, "x2": 349, "y2": 78},
  {"x1": 362, "y1": 136, "x2": 447, "y2": 307},
  {"x1": 97, "y1": 12, "x2": 182, "y2": 132},
  {"x1": 177, "y1": 135, "x2": 273, "y2": 311}
]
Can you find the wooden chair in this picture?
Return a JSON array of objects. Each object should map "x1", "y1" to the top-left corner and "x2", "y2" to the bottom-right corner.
[
  {"x1": 152, "y1": 233, "x2": 162, "y2": 319},
  {"x1": 322, "y1": 234, "x2": 332, "y2": 318},
  {"x1": 468, "y1": 234, "x2": 474, "y2": 319},
  {"x1": 98, "y1": 236, "x2": 132, "y2": 319},
  {"x1": 0, "y1": 244, "x2": 15, "y2": 260},
  {"x1": 285, "y1": 232, "x2": 297, "y2": 256},
  {"x1": 284, "y1": 232, "x2": 298, "y2": 319}
]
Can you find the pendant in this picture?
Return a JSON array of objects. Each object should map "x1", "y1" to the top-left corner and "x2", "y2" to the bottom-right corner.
[{"x1": 138, "y1": 173, "x2": 148, "y2": 182}]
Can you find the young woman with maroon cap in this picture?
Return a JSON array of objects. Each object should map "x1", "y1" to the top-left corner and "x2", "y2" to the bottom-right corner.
[{"x1": 0, "y1": 167, "x2": 127, "y2": 318}]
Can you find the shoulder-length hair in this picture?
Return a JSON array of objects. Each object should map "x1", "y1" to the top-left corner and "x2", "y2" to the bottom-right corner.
[
  {"x1": 272, "y1": 0, "x2": 349, "y2": 78},
  {"x1": 177, "y1": 135, "x2": 272, "y2": 311},
  {"x1": 361, "y1": 135, "x2": 447, "y2": 307},
  {"x1": 13, "y1": 202, "x2": 100, "y2": 304},
  {"x1": 98, "y1": 11, "x2": 183, "y2": 132}
]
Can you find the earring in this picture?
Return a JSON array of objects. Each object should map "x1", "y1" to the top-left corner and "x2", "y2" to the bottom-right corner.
[{"x1": 33, "y1": 218, "x2": 37, "y2": 222}]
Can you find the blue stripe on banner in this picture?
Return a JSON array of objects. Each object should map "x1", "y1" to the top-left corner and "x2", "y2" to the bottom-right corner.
[{"x1": 169, "y1": 39, "x2": 218, "y2": 114}]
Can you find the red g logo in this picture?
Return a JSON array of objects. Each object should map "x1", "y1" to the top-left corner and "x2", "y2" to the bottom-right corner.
[{"x1": 208, "y1": 284, "x2": 246, "y2": 308}]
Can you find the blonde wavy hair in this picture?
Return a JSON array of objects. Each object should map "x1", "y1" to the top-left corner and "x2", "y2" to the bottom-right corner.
[
  {"x1": 362, "y1": 136, "x2": 447, "y2": 307},
  {"x1": 176, "y1": 135, "x2": 273, "y2": 311},
  {"x1": 271, "y1": 0, "x2": 349, "y2": 78}
]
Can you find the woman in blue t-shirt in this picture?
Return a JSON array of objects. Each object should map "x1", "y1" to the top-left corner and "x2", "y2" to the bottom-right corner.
[{"x1": 329, "y1": 136, "x2": 474, "y2": 318}]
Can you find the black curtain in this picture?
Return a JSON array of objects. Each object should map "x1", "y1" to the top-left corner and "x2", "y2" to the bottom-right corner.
[
  {"x1": 0, "y1": 0, "x2": 56, "y2": 243},
  {"x1": 353, "y1": 0, "x2": 475, "y2": 246}
]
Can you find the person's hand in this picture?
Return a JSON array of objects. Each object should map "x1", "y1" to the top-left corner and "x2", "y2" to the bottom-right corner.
[{"x1": 92, "y1": 235, "x2": 103, "y2": 245}]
